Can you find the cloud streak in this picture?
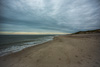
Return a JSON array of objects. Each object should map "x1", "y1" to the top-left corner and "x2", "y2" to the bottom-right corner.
[{"x1": 0, "y1": 0, "x2": 100, "y2": 33}]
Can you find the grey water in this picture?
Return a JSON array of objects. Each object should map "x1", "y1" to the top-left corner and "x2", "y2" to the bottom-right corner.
[{"x1": 0, "y1": 35, "x2": 55, "y2": 56}]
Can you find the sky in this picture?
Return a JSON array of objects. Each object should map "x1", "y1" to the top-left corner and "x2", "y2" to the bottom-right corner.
[{"x1": 0, "y1": 0, "x2": 100, "y2": 34}]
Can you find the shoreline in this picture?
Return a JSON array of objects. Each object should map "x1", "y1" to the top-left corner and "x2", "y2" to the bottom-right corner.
[
  {"x1": 0, "y1": 39, "x2": 54, "y2": 57},
  {"x1": 0, "y1": 33, "x2": 100, "y2": 67},
  {"x1": 0, "y1": 35, "x2": 54, "y2": 57}
]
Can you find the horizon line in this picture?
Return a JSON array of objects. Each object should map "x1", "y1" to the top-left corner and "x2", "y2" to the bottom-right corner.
[{"x1": 0, "y1": 32, "x2": 71, "y2": 35}]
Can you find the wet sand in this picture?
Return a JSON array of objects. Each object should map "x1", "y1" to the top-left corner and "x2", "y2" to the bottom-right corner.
[{"x1": 0, "y1": 33, "x2": 100, "y2": 67}]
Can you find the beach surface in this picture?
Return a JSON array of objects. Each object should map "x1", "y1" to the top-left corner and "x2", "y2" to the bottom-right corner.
[{"x1": 0, "y1": 33, "x2": 100, "y2": 67}]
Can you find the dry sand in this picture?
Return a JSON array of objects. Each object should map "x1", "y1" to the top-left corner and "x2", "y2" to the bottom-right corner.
[{"x1": 0, "y1": 33, "x2": 100, "y2": 67}]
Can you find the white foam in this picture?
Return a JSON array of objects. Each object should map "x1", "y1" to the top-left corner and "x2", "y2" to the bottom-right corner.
[{"x1": 0, "y1": 36, "x2": 54, "y2": 56}]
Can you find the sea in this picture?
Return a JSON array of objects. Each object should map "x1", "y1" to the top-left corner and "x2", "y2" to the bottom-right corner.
[{"x1": 0, "y1": 35, "x2": 55, "y2": 56}]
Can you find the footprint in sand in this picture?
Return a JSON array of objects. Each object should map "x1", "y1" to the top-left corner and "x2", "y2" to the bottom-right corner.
[
  {"x1": 59, "y1": 58, "x2": 61, "y2": 60},
  {"x1": 95, "y1": 61, "x2": 99, "y2": 65},
  {"x1": 77, "y1": 61, "x2": 82, "y2": 64},
  {"x1": 75, "y1": 55, "x2": 78, "y2": 58}
]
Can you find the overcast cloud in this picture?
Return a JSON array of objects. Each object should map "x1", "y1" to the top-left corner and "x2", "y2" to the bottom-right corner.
[{"x1": 0, "y1": 0, "x2": 100, "y2": 33}]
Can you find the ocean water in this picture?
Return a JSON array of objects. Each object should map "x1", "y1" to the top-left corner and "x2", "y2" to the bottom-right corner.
[{"x1": 0, "y1": 35, "x2": 55, "y2": 56}]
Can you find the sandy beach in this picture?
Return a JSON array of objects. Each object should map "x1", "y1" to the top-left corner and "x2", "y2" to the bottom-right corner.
[{"x1": 0, "y1": 33, "x2": 100, "y2": 67}]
